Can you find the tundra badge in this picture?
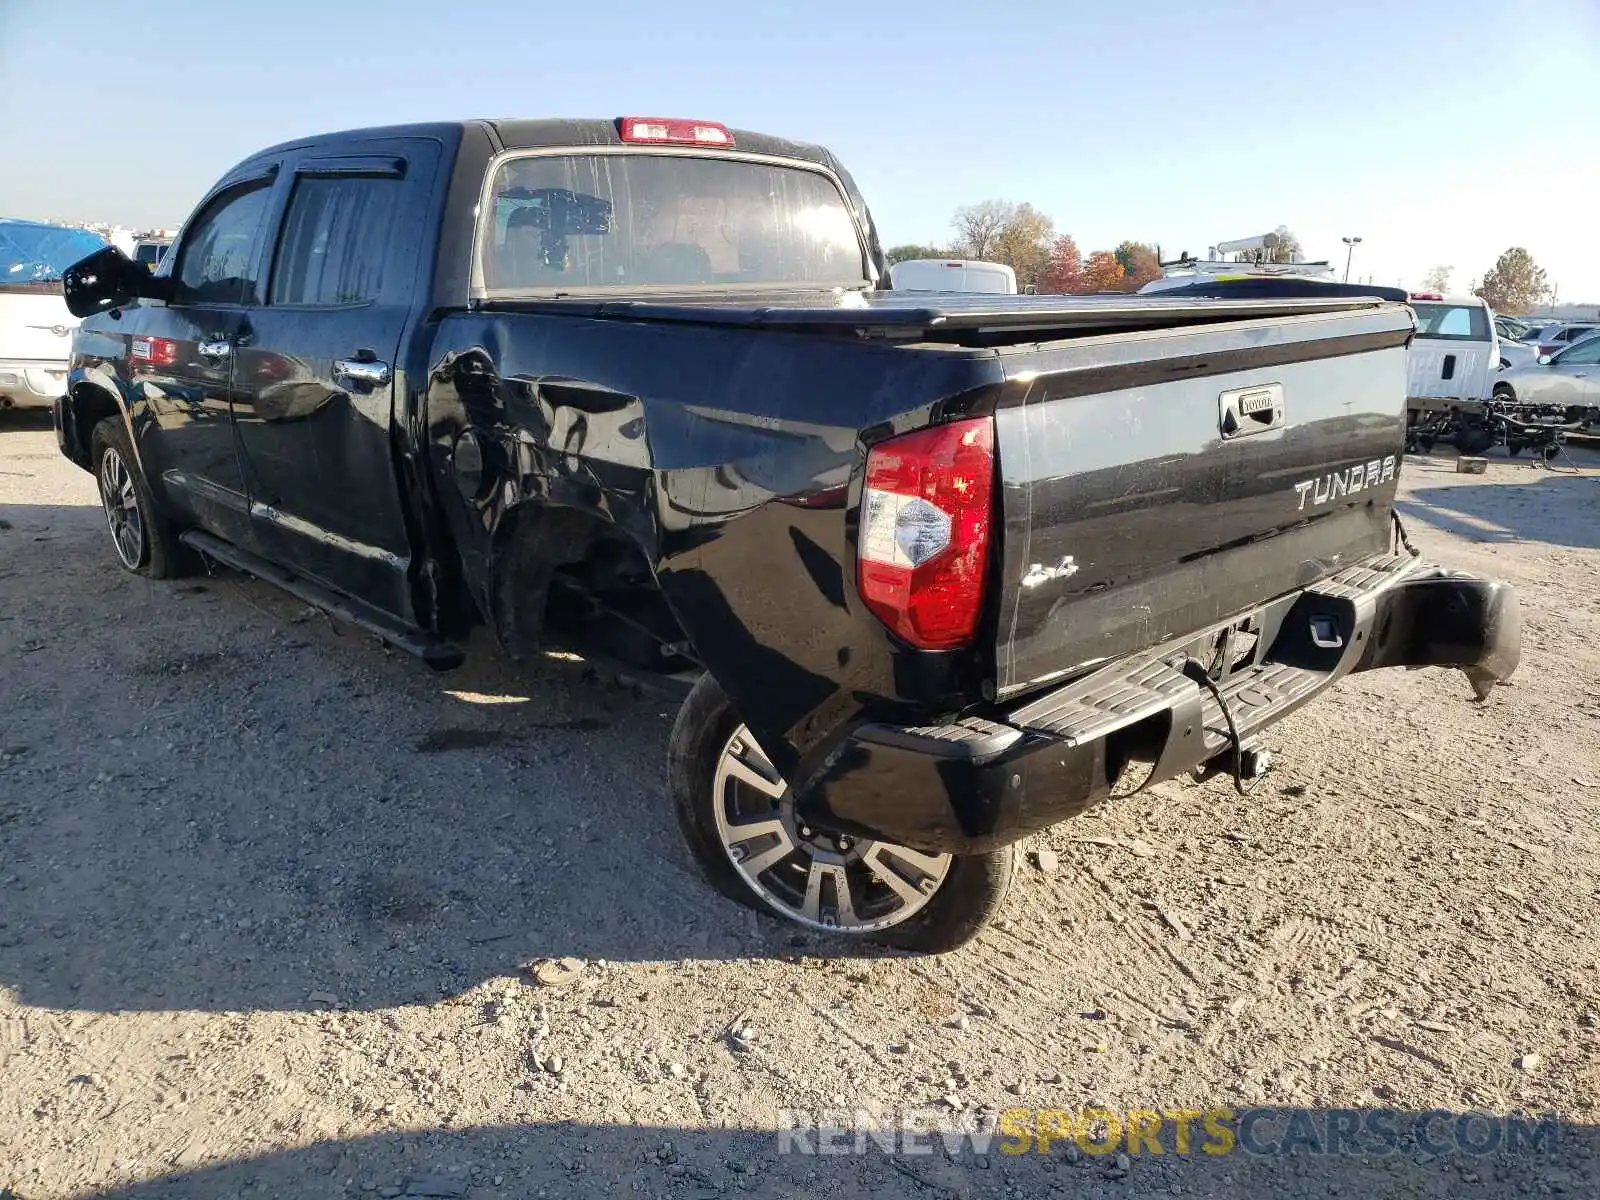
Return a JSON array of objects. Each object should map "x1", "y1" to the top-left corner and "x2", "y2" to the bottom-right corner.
[{"x1": 1294, "y1": 455, "x2": 1398, "y2": 510}]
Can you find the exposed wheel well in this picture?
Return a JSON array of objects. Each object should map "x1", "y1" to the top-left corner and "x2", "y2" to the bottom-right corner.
[
  {"x1": 67, "y1": 383, "x2": 122, "y2": 470},
  {"x1": 488, "y1": 502, "x2": 695, "y2": 678}
]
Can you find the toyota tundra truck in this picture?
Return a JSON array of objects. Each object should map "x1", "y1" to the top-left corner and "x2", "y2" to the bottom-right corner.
[{"x1": 53, "y1": 116, "x2": 1521, "y2": 952}]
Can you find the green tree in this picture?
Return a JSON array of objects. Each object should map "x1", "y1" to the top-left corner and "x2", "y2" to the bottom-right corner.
[
  {"x1": 1475, "y1": 248, "x2": 1548, "y2": 315},
  {"x1": 885, "y1": 244, "x2": 952, "y2": 265},
  {"x1": 1113, "y1": 240, "x2": 1162, "y2": 291}
]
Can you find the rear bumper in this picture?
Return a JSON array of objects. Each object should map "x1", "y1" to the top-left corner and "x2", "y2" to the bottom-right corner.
[
  {"x1": 797, "y1": 554, "x2": 1520, "y2": 854},
  {"x1": 0, "y1": 360, "x2": 69, "y2": 408}
]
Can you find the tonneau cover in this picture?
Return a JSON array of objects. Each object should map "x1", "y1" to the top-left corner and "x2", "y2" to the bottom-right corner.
[{"x1": 478, "y1": 290, "x2": 1412, "y2": 338}]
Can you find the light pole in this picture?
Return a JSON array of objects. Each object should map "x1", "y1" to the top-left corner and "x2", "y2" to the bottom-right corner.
[{"x1": 1342, "y1": 236, "x2": 1362, "y2": 283}]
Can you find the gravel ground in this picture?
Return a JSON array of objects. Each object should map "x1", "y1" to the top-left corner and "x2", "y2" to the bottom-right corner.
[{"x1": 2, "y1": 411, "x2": 1597, "y2": 1200}]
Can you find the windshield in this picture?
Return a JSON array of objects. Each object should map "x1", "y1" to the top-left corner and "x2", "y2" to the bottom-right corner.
[
  {"x1": 1410, "y1": 301, "x2": 1491, "y2": 342},
  {"x1": 0, "y1": 219, "x2": 109, "y2": 284},
  {"x1": 478, "y1": 153, "x2": 867, "y2": 294}
]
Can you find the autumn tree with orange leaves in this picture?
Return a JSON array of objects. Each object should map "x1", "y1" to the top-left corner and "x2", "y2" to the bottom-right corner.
[
  {"x1": 1081, "y1": 250, "x2": 1126, "y2": 292},
  {"x1": 1041, "y1": 235, "x2": 1083, "y2": 295}
]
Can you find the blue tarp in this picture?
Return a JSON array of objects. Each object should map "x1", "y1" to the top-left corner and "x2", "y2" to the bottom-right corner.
[{"x1": 0, "y1": 219, "x2": 109, "y2": 284}]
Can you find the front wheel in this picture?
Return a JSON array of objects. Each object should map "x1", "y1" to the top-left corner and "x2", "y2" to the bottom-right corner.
[
  {"x1": 89, "y1": 416, "x2": 185, "y2": 578},
  {"x1": 668, "y1": 674, "x2": 1015, "y2": 953}
]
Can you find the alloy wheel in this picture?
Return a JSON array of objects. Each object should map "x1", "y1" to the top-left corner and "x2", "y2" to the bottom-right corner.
[
  {"x1": 710, "y1": 724, "x2": 952, "y2": 932},
  {"x1": 97, "y1": 445, "x2": 145, "y2": 570}
]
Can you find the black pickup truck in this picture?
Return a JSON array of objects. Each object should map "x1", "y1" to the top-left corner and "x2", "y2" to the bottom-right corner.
[{"x1": 55, "y1": 116, "x2": 1521, "y2": 952}]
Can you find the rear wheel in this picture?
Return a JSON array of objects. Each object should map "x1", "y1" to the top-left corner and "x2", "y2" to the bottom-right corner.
[
  {"x1": 89, "y1": 416, "x2": 184, "y2": 578},
  {"x1": 668, "y1": 673, "x2": 1015, "y2": 953}
]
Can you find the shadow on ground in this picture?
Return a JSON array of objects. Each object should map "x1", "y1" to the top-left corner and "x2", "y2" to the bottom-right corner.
[
  {"x1": 1399, "y1": 469, "x2": 1600, "y2": 552},
  {"x1": 0, "y1": 502, "x2": 888, "y2": 1019},
  {"x1": 33, "y1": 1108, "x2": 1592, "y2": 1200}
]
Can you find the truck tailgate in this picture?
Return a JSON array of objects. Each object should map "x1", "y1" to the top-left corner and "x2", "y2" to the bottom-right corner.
[
  {"x1": 992, "y1": 304, "x2": 1415, "y2": 698},
  {"x1": 1406, "y1": 341, "x2": 1493, "y2": 402}
]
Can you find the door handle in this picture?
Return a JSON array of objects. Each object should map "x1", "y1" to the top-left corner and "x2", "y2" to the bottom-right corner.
[
  {"x1": 197, "y1": 339, "x2": 231, "y2": 359},
  {"x1": 334, "y1": 358, "x2": 392, "y2": 389}
]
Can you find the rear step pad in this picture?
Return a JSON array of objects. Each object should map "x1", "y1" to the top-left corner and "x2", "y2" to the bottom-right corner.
[
  {"x1": 1009, "y1": 554, "x2": 1421, "y2": 752},
  {"x1": 179, "y1": 530, "x2": 464, "y2": 670}
]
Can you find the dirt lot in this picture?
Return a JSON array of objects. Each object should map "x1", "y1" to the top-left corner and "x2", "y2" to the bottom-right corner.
[{"x1": 2, "y1": 411, "x2": 1597, "y2": 1200}]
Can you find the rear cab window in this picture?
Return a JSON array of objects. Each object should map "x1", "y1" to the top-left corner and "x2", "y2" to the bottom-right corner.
[
  {"x1": 475, "y1": 152, "x2": 868, "y2": 295},
  {"x1": 1410, "y1": 301, "x2": 1491, "y2": 342}
]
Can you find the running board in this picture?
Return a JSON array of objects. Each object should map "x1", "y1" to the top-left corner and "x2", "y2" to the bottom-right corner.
[{"x1": 179, "y1": 530, "x2": 464, "y2": 670}]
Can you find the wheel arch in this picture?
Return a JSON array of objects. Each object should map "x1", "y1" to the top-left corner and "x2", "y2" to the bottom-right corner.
[{"x1": 63, "y1": 378, "x2": 127, "y2": 471}]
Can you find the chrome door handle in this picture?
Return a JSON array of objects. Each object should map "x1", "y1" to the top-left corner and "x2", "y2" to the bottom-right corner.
[
  {"x1": 1217, "y1": 382, "x2": 1285, "y2": 439},
  {"x1": 197, "y1": 339, "x2": 231, "y2": 359},
  {"x1": 334, "y1": 358, "x2": 391, "y2": 389}
]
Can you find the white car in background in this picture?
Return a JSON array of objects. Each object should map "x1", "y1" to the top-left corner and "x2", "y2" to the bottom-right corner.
[
  {"x1": 1, "y1": 219, "x2": 109, "y2": 412},
  {"x1": 1492, "y1": 331, "x2": 1600, "y2": 412}
]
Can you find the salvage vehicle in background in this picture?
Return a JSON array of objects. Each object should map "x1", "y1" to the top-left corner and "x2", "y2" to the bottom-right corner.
[
  {"x1": 53, "y1": 116, "x2": 1521, "y2": 952},
  {"x1": 1493, "y1": 333, "x2": 1600, "y2": 411},
  {"x1": 1402, "y1": 294, "x2": 1501, "y2": 453},
  {"x1": 0, "y1": 219, "x2": 109, "y2": 411},
  {"x1": 888, "y1": 258, "x2": 1017, "y2": 294},
  {"x1": 133, "y1": 237, "x2": 173, "y2": 272},
  {"x1": 1524, "y1": 321, "x2": 1600, "y2": 357}
]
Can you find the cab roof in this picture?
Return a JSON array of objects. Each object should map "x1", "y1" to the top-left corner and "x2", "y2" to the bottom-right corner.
[{"x1": 240, "y1": 118, "x2": 840, "y2": 171}]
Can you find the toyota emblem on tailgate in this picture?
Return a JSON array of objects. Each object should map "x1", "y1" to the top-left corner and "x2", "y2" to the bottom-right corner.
[{"x1": 1219, "y1": 382, "x2": 1285, "y2": 439}]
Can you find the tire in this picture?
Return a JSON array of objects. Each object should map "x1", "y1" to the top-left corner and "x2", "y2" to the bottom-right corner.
[
  {"x1": 89, "y1": 416, "x2": 185, "y2": 578},
  {"x1": 1492, "y1": 385, "x2": 1517, "y2": 403},
  {"x1": 668, "y1": 672, "x2": 1015, "y2": 953}
]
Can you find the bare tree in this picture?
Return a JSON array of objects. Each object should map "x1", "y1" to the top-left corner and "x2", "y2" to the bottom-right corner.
[
  {"x1": 991, "y1": 203, "x2": 1055, "y2": 293},
  {"x1": 1421, "y1": 265, "x2": 1453, "y2": 294},
  {"x1": 950, "y1": 201, "x2": 1016, "y2": 261}
]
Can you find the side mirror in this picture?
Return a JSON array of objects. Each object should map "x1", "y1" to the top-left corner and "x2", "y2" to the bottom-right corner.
[
  {"x1": 62, "y1": 245, "x2": 161, "y2": 318},
  {"x1": 1536, "y1": 354, "x2": 1552, "y2": 365}
]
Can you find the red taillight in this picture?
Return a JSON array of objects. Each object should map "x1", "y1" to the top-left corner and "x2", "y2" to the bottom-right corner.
[
  {"x1": 617, "y1": 116, "x2": 735, "y2": 147},
  {"x1": 856, "y1": 417, "x2": 995, "y2": 650},
  {"x1": 130, "y1": 336, "x2": 179, "y2": 367},
  {"x1": 1539, "y1": 345, "x2": 1559, "y2": 356}
]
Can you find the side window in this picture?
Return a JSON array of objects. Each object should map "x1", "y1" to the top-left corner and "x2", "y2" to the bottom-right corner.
[
  {"x1": 173, "y1": 181, "x2": 273, "y2": 305},
  {"x1": 270, "y1": 175, "x2": 404, "y2": 306},
  {"x1": 1559, "y1": 339, "x2": 1600, "y2": 365}
]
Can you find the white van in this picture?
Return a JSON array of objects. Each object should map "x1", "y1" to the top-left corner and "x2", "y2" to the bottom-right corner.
[
  {"x1": 1, "y1": 219, "x2": 109, "y2": 411},
  {"x1": 1406, "y1": 293, "x2": 1499, "y2": 409},
  {"x1": 888, "y1": 258, "x2": 1017, "y2": 295}
]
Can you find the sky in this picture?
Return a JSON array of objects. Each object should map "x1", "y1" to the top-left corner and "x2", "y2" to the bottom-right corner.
[{"x1": 4, "y1": 0, "x2": 1598, "y2": 299}]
